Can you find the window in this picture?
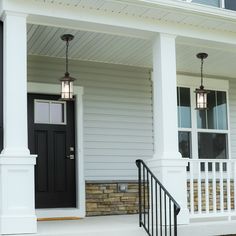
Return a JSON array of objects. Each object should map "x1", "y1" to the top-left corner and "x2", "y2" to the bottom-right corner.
[
  {"x1": 177, "y1": 87, "x2": 229, "y2": 160},
  {"x1": 177, "y1": 87, "x2": 192, "y2": 158},
  {"x1": 34, "y1": 100, "x2": 66, "y2": 125}
]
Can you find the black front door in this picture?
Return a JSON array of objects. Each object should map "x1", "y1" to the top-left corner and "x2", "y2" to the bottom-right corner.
[{"x1": 28, "y1": 94, "x2": 76, "y2": 208}]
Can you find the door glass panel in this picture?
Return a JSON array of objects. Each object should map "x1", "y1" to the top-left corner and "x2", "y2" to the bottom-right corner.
[
  {"x1": 35, "y1": 101, "x2": 50, "y2": 123},
  {"x1": 178, "y1": 131, "x2": 191, "y2": 158},
  {"x1": 198, "y1": 133, "x2": 227, "y2": 159},
  {"x1": 50, "y1": 103, "x2": 65, "y2": 124}
]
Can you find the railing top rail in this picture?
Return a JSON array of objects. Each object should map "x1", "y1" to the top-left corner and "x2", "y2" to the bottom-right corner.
[
  {"x1": 188, "y1": 159, "x2": 236, "y2": 163},
  {"x1": 136, "y1": 159, "x2": 181, "y2": 214}
]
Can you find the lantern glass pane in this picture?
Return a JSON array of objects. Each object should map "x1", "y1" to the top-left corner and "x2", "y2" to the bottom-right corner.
[
  {"x1": 61, "y1": 80, "x2": 74, "y2": 99},
  {"x1": 196, "y1": 92, "x2": 206, "y2": 109}
]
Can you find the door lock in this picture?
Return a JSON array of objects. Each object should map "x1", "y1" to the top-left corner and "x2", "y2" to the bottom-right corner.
[{"x1": 67, "y1": 154, "x2": 75, "y2": 160}]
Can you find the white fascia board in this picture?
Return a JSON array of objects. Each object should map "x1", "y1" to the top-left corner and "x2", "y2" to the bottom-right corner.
[
  {"x1": 2, "y1": 0, "x2": 236, "y2": 45},
  {"x1": 117, "y1": 0, "x2": 236, "y2": 23}
]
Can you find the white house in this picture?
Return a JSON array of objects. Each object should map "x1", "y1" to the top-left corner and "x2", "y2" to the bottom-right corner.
[{"x1": 1, "y1": 0, "x2": 236, "y2": 235}]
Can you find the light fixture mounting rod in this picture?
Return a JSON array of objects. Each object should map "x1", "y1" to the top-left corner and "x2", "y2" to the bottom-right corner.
[
  {"x1": 196, "y1": 52, "x2": 208, "y2": 88},
  {"x1": 61, "y1": 34, "x2": 74, "y2": 75}
]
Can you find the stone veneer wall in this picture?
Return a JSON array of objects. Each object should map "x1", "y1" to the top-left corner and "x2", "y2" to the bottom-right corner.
[
  {"x1": 86, "y1": 182, "x2": 139, "y2": 216},
  {"x1": 86, "y1": 180, "x2": 236, "y2": 216}
]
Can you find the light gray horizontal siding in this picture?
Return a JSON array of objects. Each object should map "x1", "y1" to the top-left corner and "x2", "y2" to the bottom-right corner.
[
  {"x1": 28, "y1": 55, "x2": 154, "y2": 180},
  {"x1": 228, "y1": 78, "x2": 236, "y2": 159}
]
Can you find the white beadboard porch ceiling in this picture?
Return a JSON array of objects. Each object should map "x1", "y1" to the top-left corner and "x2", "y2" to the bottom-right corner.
[{"x1": 27, "y1": 23, "x2": 236, "y2": 79}]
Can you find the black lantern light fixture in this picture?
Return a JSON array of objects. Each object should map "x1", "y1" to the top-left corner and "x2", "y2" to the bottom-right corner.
[
  {"x1": 195, "y1": 52, "x2": 209, "y2": 110},
  {"x1": 59, "y1": 34, "x2": 76, "y2": 101}
]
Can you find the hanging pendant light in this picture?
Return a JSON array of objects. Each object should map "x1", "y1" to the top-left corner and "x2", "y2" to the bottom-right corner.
[
  {"x1": 59, "y1": 34, "x2": 76, "y2": 101},
  {"x1": 195, "y1": 52, "x2": 209, "y2": 110}
]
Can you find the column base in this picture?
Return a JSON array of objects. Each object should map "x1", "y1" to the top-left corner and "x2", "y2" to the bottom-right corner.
[
  {"x1": 0, "y1": 155, "x2": 37, "y2": 235},
  {"x1": 0, "y1": 215, "x2": 37, "y2": 235},
  {"x1": 147, "y1": 157, "x2": 190, "y2": 225}
]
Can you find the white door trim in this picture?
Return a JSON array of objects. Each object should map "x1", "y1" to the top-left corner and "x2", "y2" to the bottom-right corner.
[{"x1": 28, "y1": 82, "x2": 85, "y2": 218}]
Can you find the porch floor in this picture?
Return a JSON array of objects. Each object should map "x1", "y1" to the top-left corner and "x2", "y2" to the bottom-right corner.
[
  {"x1": 11, "y1": 215, "x2": 146, "y2": 236},
  {"x1": 8, "y1": 214, "x2": 236, "y2": 236}
]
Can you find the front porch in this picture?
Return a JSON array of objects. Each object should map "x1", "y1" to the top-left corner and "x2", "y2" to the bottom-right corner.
[{"x1": 3, "y1": 0, "x2": 236, "y2": 235}]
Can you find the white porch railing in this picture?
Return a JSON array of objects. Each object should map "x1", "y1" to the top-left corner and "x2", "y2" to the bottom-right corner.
[{"x1": 187, "y1": 159, "x2": 236, "y2": 220}]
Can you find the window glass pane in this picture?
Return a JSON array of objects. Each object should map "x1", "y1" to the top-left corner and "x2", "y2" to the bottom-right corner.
[
  {"x1": 50, "y1": 103, "x2": 65, "y2": 124},
  {"x1": 197, "y1": 90, "x2": 228, "y2": 130},
  {"x1": 198, "y1": 133, "x2": 227, "y2": 159},
  {"x1": 197, "y1": 110, "x2": 207, "y2": 129},
  {"x1": 178, "y1": 131, "x2": 191, "y2": 158},
  {"x1": 192, "y1": 0, "x2": 220, "y2": 7},
  {"x1": 207, "y1": 91, "x2": 217, "y2": 129},
  {"x1": 35, "y1": 101, "x2": 50, "y2": 123},
  {"x1": 177, "y1": 88, "x2": 180, "y2": 128},
  {"x1": 177, "y1": 87, "x2": 191, "y2": 128},
  {"x1": 216, "y1": 91, "x2": 228, "y2": 130},
  {"x1": 225, "y1": 0, "x2": 236, "y2": 11}
]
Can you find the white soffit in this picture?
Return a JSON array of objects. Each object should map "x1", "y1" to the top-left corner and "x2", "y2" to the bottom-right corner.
[
  {"x1": 27, "y1": 24, "x2": 152, "y2": 68},
  {"x1": 28, "y1": 24, "x2": 236, "y2": 79}
]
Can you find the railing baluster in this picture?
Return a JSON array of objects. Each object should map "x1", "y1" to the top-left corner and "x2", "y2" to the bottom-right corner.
[
  {"x1": 138, "y1": 160, "x2": 142, "y2": 227},
  {"x1": 151, "y1": 177, "x2": 154, "y2": 236},
  {"x1": 212, "y1": 161, "x2": 217, "y2": 213},
  {"x1": 234, "y1": 162, "x2": 236, "y2": 212},
  {"x1": 143, "y1": 165, "x2": 146, "y2": 227},
  {"x1": 205, "y1": 161, "x2": 209, "y2": 213},
  {"x1": 160, "y1": 187, "x2": 162, "y2": 236},
  {"x1": 198, "y1": 161, "x2": 202, "y2": 213},
  {"x1": 220, "y1": 162, "x2": 224, "y2": 212},
  {"x1": 147, "y1": 170, "x2": 150, "y2": 232},
  {"x1": 136, "y1": 160, "x2": 180, "y2": 236},
  {"x1": 227, "y1": 162, "x2": 231, "y2": 214},
  {"x1": 165, "y1": 193, "x2": 167, "y2": 236},
  {"x1": 169, "y1": 199, "x2": 172, "y2": 236},
  {"x1": 174, "y1": 205, "x2": 177, "y2": 236},
  {"x1": 156, "y1": 182, "x2": 158, "y2": 236},
  {"x1": 190, "y1": 161, "x2": 194, "y2": 215}
]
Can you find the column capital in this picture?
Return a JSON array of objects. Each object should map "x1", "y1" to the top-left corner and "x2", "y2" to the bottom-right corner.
[
  {"x1": 1, "y1": 10, "x2": 28, "y2": 21},
  {"x1": 153, "y1": 32, "x2": 177, "y2": 42}
]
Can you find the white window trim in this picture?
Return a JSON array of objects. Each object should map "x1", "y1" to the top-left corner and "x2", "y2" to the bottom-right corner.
[
  {"x1": 34, "y1": 99, "x2": 67, "y2": 125},
  {"x1": 28, "y1": 82, "x2": 85, "y2": 218},
  {"x1": 177, "y1": 75, "x2": 231, "y2": 160}
]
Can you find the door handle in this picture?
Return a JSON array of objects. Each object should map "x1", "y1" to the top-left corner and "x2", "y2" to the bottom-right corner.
[{"x1": 67, "y1": 154, "x2": 75, "y2": 160}]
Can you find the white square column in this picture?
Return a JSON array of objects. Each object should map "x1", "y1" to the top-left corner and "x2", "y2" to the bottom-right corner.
[
  {"x1": 0, "y1": 12, "x2": 37, "y2": 234},
  {"x1": 148, "y1": 33, "x2": 189, "y2": 224}
]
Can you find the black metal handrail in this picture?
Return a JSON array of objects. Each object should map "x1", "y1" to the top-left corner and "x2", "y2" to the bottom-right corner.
[{"x1": 136, "y1": 159, "x2": 181, "y2": 236}]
